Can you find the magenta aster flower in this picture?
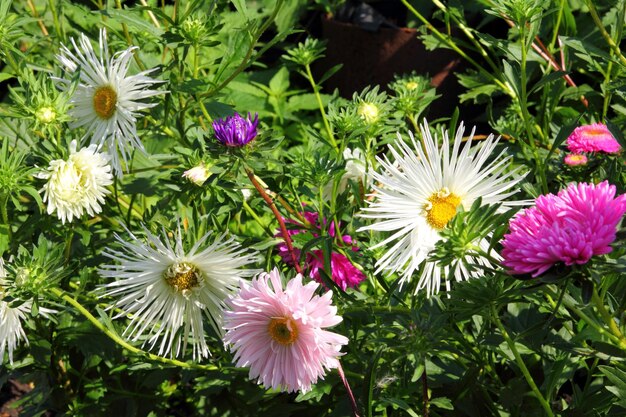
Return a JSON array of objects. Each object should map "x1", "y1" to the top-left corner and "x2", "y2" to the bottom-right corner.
[
  {"x1": 567, "y1": 123, "x2": 621, "y2": 154},
  {"x1": 223, "y1": 268, "x2": 349, "y2": 393},
  {"x1": 564, "y1": 154, "x2": 588, "y2": 166},
  {"x1": 276, "y1": 211, "x2": 365, "y2": 290},
  {"x1": 213, "y1": 112, "x2": 259, "y2": 147},
  {"x1": 501, "y1": 181, "x2": 626, "y2": 277}
]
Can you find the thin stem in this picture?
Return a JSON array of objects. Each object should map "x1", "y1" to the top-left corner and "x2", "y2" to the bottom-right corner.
[
  {"x1": 138, "y1": 0, "x2": 160, "y2": 28},
  {"x1": 49, "y1": 287, "x2": 219, "y2": 371},
  {"x1": 337, "y1": 361, "x2": 361, "y2": 417},
  {"x1": 400, "y1": 0, "x2": 514, "y2": 98},
  {"x1": 586, "y1": 0, "x2": 626, "y2": 67},
  {"x1": 518, "y1": 21, "x2": 548, "y2": 193},
  {"x1": 27, "y1": 0, "x2": 49, "y2": 36},
  {"x1": 0, "y1": 195, "x2": 11, "y2": 242},
  {"x1": 244, "y1": 167, "x2": 302, "y2": 274},
  {"x1": 491, "y1": 305, "x2": 555, "y2": 417},
  {"x1": 47, "y1": 0, "x2": 63, "y2": 40},
  {"x1": 241, "y1": 199, "x2": 273, "y2": 237},
  {"x1": 422, "y1": 362, "x2": 429, "y2": 417},
  {"x1": 591, "y1": 287, "x2": 626, "y2": 350},
  {"x1": 544, "y1": 285, "x2": 624, "y2": 348},
  {"x1": 304, "y1": 63, "x2": 338, "y2": 152}
]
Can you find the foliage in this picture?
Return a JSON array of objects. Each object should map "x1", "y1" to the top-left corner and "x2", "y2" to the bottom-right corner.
[{"x1": 0, "y1": 0, "x2": 625, "y2": 416}]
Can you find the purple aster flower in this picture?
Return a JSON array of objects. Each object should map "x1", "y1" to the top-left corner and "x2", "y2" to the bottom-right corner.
[{"x1": 212, "y1": 112, "x2": 259, "y2": 147}]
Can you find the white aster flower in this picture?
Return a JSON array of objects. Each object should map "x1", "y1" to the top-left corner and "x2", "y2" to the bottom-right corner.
[
  {"x1": 0, "y1": 259, "x2": 53, "y2": 365},
  {"x1": 323, "y1": 147, "x2": 373, "y2": 199},
  {"x1": 182, "y1": 163, "x2": 210, "y2": 186},
  {"x1": 54, "y1": 29, "x2": 164, "y2": 176},
  {"x1": 359, "y1": 121, "x2": 525, "y2": 296},
  {"x1": 99, "y1": 225, "x2": 257, "y2": 360},
  {"x1": 38, "y1": 140, "x2": 113, "y2": 224}
]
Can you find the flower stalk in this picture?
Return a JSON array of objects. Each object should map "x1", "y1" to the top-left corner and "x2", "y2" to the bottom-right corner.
[
  {"x1": 49, "y1": 287, "x2": 219, "y2": 371},
  {"x1": 245, "y1": 167, "x2": 302, "y2": 274},
  {"x1": 491, "y1": 304, "x2": 555, "y2": 417}
]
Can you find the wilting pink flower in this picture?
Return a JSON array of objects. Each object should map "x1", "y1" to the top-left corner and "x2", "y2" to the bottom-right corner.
[
  {"x1": 276, "y1": 211, "x2": 365, "y2": 290},
  {"x1": 213, "y1": 112, "x2": 259, "y2": 147},
  {"x1": 564, "y1": 154, "x2": 588, "y2": 166},
  {"x1": 307, "y1": 251, "x2": 366, "y2": 291},
  {"x1": 223, "y1": 268, "x2": 348, "y2": 393},
  {"x1": 501, "y1": 181, "x2": 626, "y2": 277},
  {"x1": 567, "y1": 123, "x2": 621, "y2": 154}
]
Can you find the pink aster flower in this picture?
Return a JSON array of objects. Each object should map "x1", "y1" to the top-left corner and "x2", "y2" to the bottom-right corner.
[
  {"x1": 276, "y1": 211, "x2": 365, "y2": 290},
  {"x1": 564, "y1": 153, "x2": 588, "y2": 166},
  {"x1": 501, "y1": 181, "x2": 626, "y2": 277},
  {"x1": 222, "y1": 268, "x2": 349, "y2": 393},
  {"x1": 567, "y1": 123, "x2": 621, "y2": 154},
  {"x1": 213, "y1": 112, "x2": 259, "y2": 147}
]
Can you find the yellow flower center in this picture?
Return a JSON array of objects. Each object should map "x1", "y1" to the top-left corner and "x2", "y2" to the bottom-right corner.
[
  {"x1": 268, "y1": 317, "x2": 298, "y2": 345},
  {"x1": 92, "y1": 86, "x2": 117, "y2": 120},
  {"x1": 164, "y1": 262, "x2": 201, "y2": 292},
  {"x1": 406, "y1": 81, "x2": 419, "y2": 90},
  {"x1": 424, "y1": 189, "x2": 461, "y2": 230}
]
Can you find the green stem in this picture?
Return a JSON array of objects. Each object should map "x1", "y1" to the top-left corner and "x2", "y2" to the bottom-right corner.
[
  {"x1": 400, "y1": 0, "x2": 514, "y2": 98},
  {"x1": 548, "y1": 0, "x2": 566, "y2": 50},
  {"x1": 519, "y1": 22, "x2": 547, "y2": 193},
  {"x1": 591, "y1": 287, "x2": 626, "y2": 350},
  {"x1": 491, "y1": 305, "x2": 555, "y2": 417},
  {"x1": 586, "y1": 0, "x2": 626, "y2": 67},
  {"x1": 0, "y1": 194, "x2": 11, "y2": 242},
  {"x1": 431, "y1": 0, "x2": 500, "y2": 75},
  {"x1": 241, "y1": 199, "x2": 273, "y2": 237},
  {"x1": 544, "y1": 286, "x2": 625, "y2": 348},
  {"x1": 48, "y1": 0, "x2": 63, "y2": 40},
  {"x1": 304, "y1": 63, "x2": 338, "y2": 152},
  {"x1": 49, "y1": 287, "x2": 219, "y2": 371}
]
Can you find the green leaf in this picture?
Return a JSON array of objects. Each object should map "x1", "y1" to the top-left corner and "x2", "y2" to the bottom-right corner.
[
  {"x1": 599, "y1": 365, "x2": 626, "y2": 408},
  {"x1": 100, "y1": 8, "x2": 164, "y2": 37}
]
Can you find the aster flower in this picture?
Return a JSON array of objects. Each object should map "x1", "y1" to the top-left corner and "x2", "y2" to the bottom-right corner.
[
  {"x1": 38, "y1": 140, "x2": 113, "y2": 224},
  {"x1": 567, "y1": 123, "x2": 621, "y2": 154},
  {"x1": 564, "y1": 153, "x2": 588, "y2": 166},
  {"x1": 223, "y1": 268, "x2": 348, "y2": 393},
  {"x1": 0, "y1": 259, "x2": 53, "y2": 365},
  {"x1": 323, "y1": 147, "x2": 373, "y2": 199},
  {"x1": 213, "y1": 112, "x2": 259, "y2": 147},
  {"x1": 501, "y1": 181, "x2": 626, "y2": 277},
  {"x1": 0, "y1": 259, "x2": 29, "y2": 365},
  {"x1": 182, "y1": 163, "x2": 210, "y2": 186},
  {"x1": 359, "y1": 121, "x2": 525, "y2": 296},
  {"x1": 277, "y1": 211, "x2": 365, "y2": 291},
  {"x1": 99, "y1": 225, "x2": 257, "y2": 360},
  {"x1": 54, "y1": 29, "x2": 164, "y2": 175}
]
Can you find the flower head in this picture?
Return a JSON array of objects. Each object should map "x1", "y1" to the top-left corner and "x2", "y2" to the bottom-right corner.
[
  {"x1": 0, "y1": 259, "x2": 53, "y2": 365},
  {"x1": 54, "y1": 29, "x2": 164, "y2": 175},
  {"x1": 213, "y1": 112, "x2": 259, "y2": 147},
  {"x1": 501, "y1": 181, "x2": 626, "y2": 277},
  {"x1": 566, "y1": 123, "x2": 621, "y2": 154},
  {"x1": 223, "y1": 268, "x2": 348, "y2": 393},
  {"x1": 0, "y1": 259, "x2": 29, "y2": 365},
  {"x1": 38, "y1": 140, "x2": 113, "y2": 224},
  {"x1": 99, "y1": 225, "x2": 257, "y2": 360},
  {"x1": 277, "y1": 211, "x2": 365, "y2": 291},
  {"x1": 182, "y1": 163, "x2": 210, "y2": 186},
  {"x1": 564, "y1": 153, "x2": 588, "y2": 166},
  {"x1": 359, "y1": 121, "x2": 525, "y2": 296}
]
